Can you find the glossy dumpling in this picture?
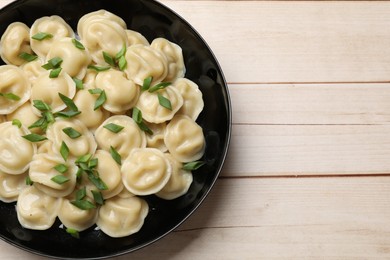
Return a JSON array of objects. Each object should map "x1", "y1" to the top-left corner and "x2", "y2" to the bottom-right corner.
[
  {"x1": 82, "y1": 150, "x2": 123, "y2": 199},
  {"x1": 95, "y1": 70, "x2": 139, "y2": 113},
  {"x1": 94, "y1": 115, "x2": 146, "y2": 160},
  {"x1": 136, "y1": 85, "x2": 183, "y2": 124},
  {"x1": 16, "y1": 185, "x2": 62, "y2": 230},
  {"x1": 31, "y1": 70, "x2": 76, "y2": 114},
  {"x1": 30, "y1": 15, "x2": 74, "y2": 58},
  {"x1": 172, "y1": 78, "x2": 204, "y2": 120},
  {"x1": 96, "y1": 196, "x2": 148, "y2": 237},
  {"x1": 78, "y1": 11, "x2": 127, "y2": 64},
  {"x1": 30, "y1": 15, "x2": 74, "y2": 57},
  {"x1": 0, "y1": 122, "x2": 37, "y2": 175},
  {"x1": 21, "y1": 58, "x2": 46, "y2": 84},
  {"x1": 46, "y1": 119, "x2": 97, "y2": 160},
  {"x1": 37, "y1": 140, "x2": 57, "y2": 156},
  {"x1": 73, "y1": 89, "x2": 110, "y2": 131},
  {"x1": 164, "y1": 115, "x2": 205, "y2": 162},
  {"x1": 144, "y1": 121, "x2": 167, "y2": 152},
  {"x1": 46, "y1": 37, "x2": 91, "y2": 79},
  {"x1": 0, "y1": 65, "x2": 31, "y2": 114},
  {"x1": 156, "y1": 153, "x2": 193, "y2": 200},
  {"x1": 125, "y1": 30, "x2": 149, "y2": 46},
  {"x1": 82, "y1": 70, "x2": 98, "y2": 89},
  {"x1": 29, "y1": 153, "x2": 78, "y2": 198},
  {"x1": 0, "y1": 171, "x2": 27, "y2": 203},
  {"x1": 6, "y1": 101, "x2": 41, "y2": 134},
  {"x1": 151, "y1": 38, "x2": 185, "y2": 81},
  {"x1": 58, "y1": 195, "x2": 98, "y2": 231},
  {"x1": 121, "y1": 148, "x2": 171, "y2": 195},
  {"x1": 0, "y1": 22, "x2": 33, "y2": 66},
  {"x1": 124, "y1": 44, "x2": 168, "y2": 86}
]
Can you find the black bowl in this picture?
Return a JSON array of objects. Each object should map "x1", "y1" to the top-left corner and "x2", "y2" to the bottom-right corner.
[{"x1": 0, "y1": 0, "x2": 231, "y2": 259}]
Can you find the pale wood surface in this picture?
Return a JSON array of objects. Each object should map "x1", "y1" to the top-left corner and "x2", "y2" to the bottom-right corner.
[{"x1": 1, "y1": 0, "x2": 390, "y2": 259}]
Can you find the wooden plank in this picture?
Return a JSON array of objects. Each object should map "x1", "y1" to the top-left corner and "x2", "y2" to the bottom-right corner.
[
  {"x1": 1, "y1": 177, "x2": 390, "y2": 259},
  {"x1": 161, "y1": 1, "x2": 390, "y2": 83},
  {"x1": 230, "y1": 83, "x2": 390, "y2": 125},
  {"x1": 223, "y1": 124, "x2": 390, "y2": 176}
]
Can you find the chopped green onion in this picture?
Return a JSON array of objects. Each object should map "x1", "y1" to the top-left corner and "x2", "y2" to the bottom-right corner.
[
  {"x1": 157, "y1": 93, "x2": 172, "y2": 110},
  {"x1": 76, "y1": 168, "x2": 83, "y2": 184},
  {"x1": 51, "y1": 175, "x2": 70, "y2": 184},
  {"x1": 0, "y1": 92, "x2": 21, "y2": 101},
  {"x1": 88, "y1": 88, "x2": 103, "y2": 95},
  {"x1": 138, "y1": 121, "x2": 153, "y2": 135},
  {"x1": 182, "y1": 161, "x2": 206, "y2": 171},
  {"x1": 91, "y1": 190, "x2": 104, "y2": 205},
  {"x1": 19, "y1": 52, "x2": 38, "y2": 62},
  {"x1": 76, "y1": 187, "x2": 86, "y2": 201},
  {"x1": 12, "y1": 119, "x2": 22, "y2": 128},
  {"x1": 93, "y1": 90, "x2": 106, "y2": 110},
  {"x1": 33, "y1": 100, "x2": 51, "y2": 111},
  {"x1": 22, "y1": 133, "x2": 47, "y2": 142},
  {"x1": 32, "y1": 32, "x2": 53, "y2": 41},
  {"x1": 62, "y1": 127, "x2": 81, "y2": 139},
  {"x1": 43, "y1": 111, "x2": 55, "y2": 124},
  {"x1": 109, "y1": 146, "x2": 121, "y2": 165},
  {"x1": 42, "y1": 57, "x2": 63, "y2": 70},
  {"x1": 88, "y1": 158, "x2": 98, "y2": 169},
  {"x1": 132, "y1": 107, "x2": 142, "y2": 124},
  {"x1": 103, "y1": 123, "x2": 124, "y2": 133},
  {"x1": 71, "y1": 199, "x2": 96, "y2": 210},
  {"x1": 66, "y1": 228, "x2": 80, "y2": 239},
  {"x1": 58, "y1": 93, "x2": 78, "y2": 111},
  {"x1": 141, "y1": 76, "x2": 153, "y2": 91},
  {"x1": 54, "y1": 163, "x2": 68, "y2": 174},
  {"x1": 72, "y1": 77, "x2": 84, "y2": 90},
  {"x1": 148, "y1": 82, "x2": 171, "y2": 93},
  {"x1": 72, "y1": 39, "x2": 85, "y2": 50},
  {"x1": 115, "y1": 45, "x2": 127, "y2": 60},
  {"x1": 60, "y1": 141, "x2": 69, "y2": 161},
  {"x1": 87, "y1": 171, "x2": 108, "y2": 190},
  {"x1": 49, "y1": 67, "x2": 62, "y2": 78},
  {"x1": 54, "y1": 110, "x2": 81, "y2": 118},
  {"x1": 25, "y1": 176, "x2": 33, "y2": 186},
  {"x1": 28, "y1": 117, "x2": 45, "y2": 130},
  {"x1": 103, "y1": 51, "x2": 116, "y2": 67},
  {"x1": 76, "y1": 154, "x2": 92, "y2": 164},
  {"x1": 118, "y1": 55, "x2": 127, "y2": 71},
  {"x1": 87, "y1": 65, "x2": 110, "y2": 72}
]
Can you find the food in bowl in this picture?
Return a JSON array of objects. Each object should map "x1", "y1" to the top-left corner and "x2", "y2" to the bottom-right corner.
[{"x1": 0, "y1": 9, "x2": 206, "y2": 238}]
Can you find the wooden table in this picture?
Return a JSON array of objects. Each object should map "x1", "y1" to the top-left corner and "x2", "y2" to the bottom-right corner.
[{"x1": 1, "y1": 0, "x2": 390, "y2": 259}]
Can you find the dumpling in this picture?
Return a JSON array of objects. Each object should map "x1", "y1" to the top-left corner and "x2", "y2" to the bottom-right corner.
[
  {"x1": 37, "y1": 140, "x2": 57, "y2": 156},
  {"x1": 78, "y1": 11, "x2": 127, "y2": 65},
  {"x1": 46, "y1": 37, "x2": 91, "y2": 79},
  {"x1": 0, "y1": 171, "x2": 28, "y2": 203},
  {"x1": 31, "y1": 70, "x2": 76, "y2": 115},
  {"x1": 125, "y1": 30, "x2": 149, "y2": 46},
  {"x1": 0, "y1": 65, "x2": 31, "y2": 114},
  {"x1": 94, "y1": 115, "x2": 146, "y2": 160},
  {"x1": 124, "y1": 44, "x2": 168, "y2": 86},
  {"x1": 0, "y1": 22, "x2": 33, "y2": 66},
  {"x1": 164, "y1": 115, "x2": 205, "y2": 162},
  {"x1": 121, "y1": 148, "x2": 171, "y2": 196},
  {"x1": 6, "y1": 101, "x2": 41, "y2": 134},
  {"x1": 96, "y1": 196, "x2": 148, "y2": 238},
  {"x1": 151, "y1": 38, "x2": 185, "y2": 81},
  {"x1": 136, "y1": 85, "x2": 183, "y2": 124},
  {"x1": 144, "y1": 121, "x2": 167, "y2": 152},
  {"x1": 0, "y1": 122, "x2": 37, "y2": 175},
  {"x1": 156, "y1": 153, "x2": 193, "y2": 200},
  {"x1": 73, "y1": 89, "x2": 110, "y2": 131},
  {"x1": 46, "y1": 118, "x2": 97, "y2": 160},
  {"x1": 94, "y1": 150, "x2": 123, "y2": 198},
  {"x1": 58, "y1": 195, "x2": 98, "y2": 231},
  {"x1": 95, "y1": 70, "x2": 139, "y2": 113},
  {"x1": 30, "y1": 15, "x2": 74, "y2": 58},
  {"x1": 82, "y1": 70, "x2": 98, "y2": 89},
  {"x1": 29, "y1": 153, "x2": 78, "y2": 198},
  {"x1": 172, "y1": 78, "x2": 204, "y2": 120},
  {"x1": 21, "y1": 57, "x2": 46, "y2": 84},
  {"x1": 16, "y1": 185, "x2": 62, "y2": 230}
]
